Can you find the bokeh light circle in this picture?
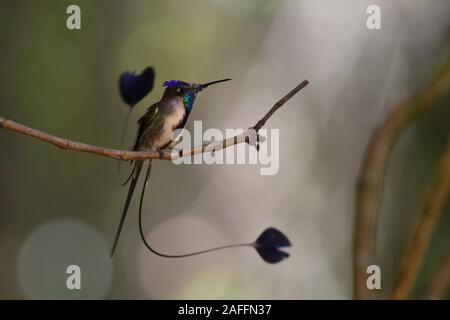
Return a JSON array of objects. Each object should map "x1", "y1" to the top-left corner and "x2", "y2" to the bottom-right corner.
[{"x1": 17, "y1": 219, "x2": 113, "y2": 299}]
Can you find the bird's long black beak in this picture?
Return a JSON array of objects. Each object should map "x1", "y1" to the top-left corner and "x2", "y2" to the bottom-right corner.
[{"x1": 201, "y1": 78, "x2": 231, "y2": 88}]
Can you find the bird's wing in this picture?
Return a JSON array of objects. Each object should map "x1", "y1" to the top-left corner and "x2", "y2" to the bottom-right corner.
[{"x1": 132, "y1": 103, "x2": 164, "y2": 151}]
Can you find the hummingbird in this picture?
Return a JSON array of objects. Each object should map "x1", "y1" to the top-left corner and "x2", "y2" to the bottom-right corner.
[
  {"x1": 110, "y1": 78, "x2": 231, "y2": 257},
  {"x1": 110, "y1": 75, "x2": 292, "y2": 264}
]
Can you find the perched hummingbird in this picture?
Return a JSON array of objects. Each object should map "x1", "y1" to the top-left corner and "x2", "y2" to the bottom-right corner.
[
  {"x1": 110, "y1": 76, "x2": 292, "y2": 264},
  {"x1": 110, "y1": 78, "x2": 231, "y2": 257}
]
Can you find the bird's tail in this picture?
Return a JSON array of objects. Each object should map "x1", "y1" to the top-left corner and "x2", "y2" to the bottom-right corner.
[
  {"x1": 110, "y1": 159, "x2": 146, "y2": 257},
  {"x1": 120, "y1": 161, "x2": 290, "y2": 264},
  {"x1": 117, "y1": 108, "x2": 132, "y2": 177},
  {"x1": 137, "y1": 161, "x2": 254, "y2": 259}
]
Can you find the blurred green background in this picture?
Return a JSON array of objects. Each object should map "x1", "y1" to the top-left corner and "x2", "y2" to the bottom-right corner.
[{"x1": 0, "y1": 0, "x2": 449, "y2": 299}]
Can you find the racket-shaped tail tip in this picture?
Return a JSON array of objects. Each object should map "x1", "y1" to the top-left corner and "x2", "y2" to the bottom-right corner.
[{"x1": 254, "y1": 227, "x2": 292, "y2": 264}]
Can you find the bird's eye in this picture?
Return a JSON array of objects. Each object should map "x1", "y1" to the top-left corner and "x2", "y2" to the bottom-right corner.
[{"x1": 176, "y1": 88, "x2": 182, "y2": 94}]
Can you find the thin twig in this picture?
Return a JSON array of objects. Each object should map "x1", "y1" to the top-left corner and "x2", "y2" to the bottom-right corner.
[
  {"x1": 353, "y1": 50, "x2": 450, "y2": 299},
  {"x1": 252, "y1": 80, "x2": 309, "y2": 131},
  {"x1": 0, "y1": 80, "x2": 308, "y2": 161},
  {"x1": 391, "y1": 136, "x2": 450, "y2": 299}
]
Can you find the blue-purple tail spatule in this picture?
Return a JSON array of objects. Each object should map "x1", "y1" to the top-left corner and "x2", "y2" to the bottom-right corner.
[
  {"x1": 119, "y1": 66, "x2": 155, "y2": 107},
  {"x1": 255, "y1": 227, "x2": 292, "y2": 263}
]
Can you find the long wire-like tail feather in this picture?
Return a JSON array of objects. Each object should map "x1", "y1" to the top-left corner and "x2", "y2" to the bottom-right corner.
[
  {"x1": 110, "y1": 160, "x2": 143, "y2": 257},
  {"x1": 117, "y1": 108, "x2": 132, "y2": 176},
  {"x1": 120, "y1": 165, "x2": 136, "y2": 187},
  {"x1": 137, "y1": 161, "x2": 251, "y2": 258}
]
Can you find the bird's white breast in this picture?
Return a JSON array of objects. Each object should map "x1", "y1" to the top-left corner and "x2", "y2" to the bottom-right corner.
[{"x1": 154, "y1": 104, "x2": 186, "y2": 148}]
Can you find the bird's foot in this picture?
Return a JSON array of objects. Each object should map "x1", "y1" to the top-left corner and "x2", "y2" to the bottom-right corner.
[{"x1": 156, "y1": 148, "x2": 165, "y2": 159}]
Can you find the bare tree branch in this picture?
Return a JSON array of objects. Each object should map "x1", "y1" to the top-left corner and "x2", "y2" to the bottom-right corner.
[
  {"x1": 353, "y1": 50, "x2": 450, "y2": 299},
  {"x1": 0, "y1": 80, "x2": 309, "y2": 161},
  {"x1": 391, "y1": 136, "x2": 450, "y2": 299}
]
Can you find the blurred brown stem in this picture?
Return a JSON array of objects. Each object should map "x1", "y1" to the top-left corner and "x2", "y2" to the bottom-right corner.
[
  {"x1": 421, "y1": 245, "x2": 450, "y2": 300},
  {"x1": 391, "y1": 137, "x2": 450, "y2": 299},
  {"x1": 0, "y1": 80, "x2": 308, "y2": 161},
  {"x1": 353, "y1": 50, "x2": 450, "y2": 299}
]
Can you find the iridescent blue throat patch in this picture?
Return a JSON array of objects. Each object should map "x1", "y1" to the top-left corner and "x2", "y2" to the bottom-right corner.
[{"x1": 183, "y1": 91, "x2": 196, "y2": 110}]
